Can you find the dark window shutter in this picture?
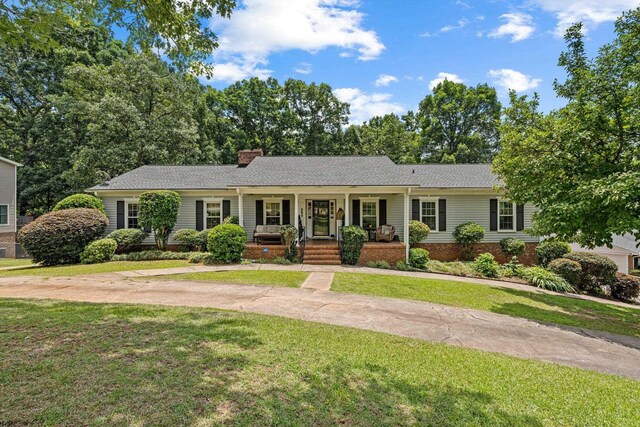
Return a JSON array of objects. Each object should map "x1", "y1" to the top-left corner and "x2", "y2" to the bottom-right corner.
[
  {"x1": 516, "y1": 204, "x2": 525, "y2": 231},
  {"x1": 282, "y1": 200, "x2": 291, "y2": 225},
  {"x1": 196, "y1": 201, "x2": 204, "y2": 231},
  {"x1": 256, "y1": 200, "x2": 264, "y2": 226},
  {"x1": 222, "y1": 200, "x2": 231, "y2": 220},
  {"x1": 116, "y1": 201, "x2": 125, "y2": 229},
  {"x1": 438, "y1": 199, "x2": 447, "y2": 231},
  {"x1": 411, "y1": 199, "x2": 420, "y2": 221},
  {"x1": 490, "y1": 199, "x2": 498, "y2": 231},
  {"x1": 352, "y1": 199, "x2": 360, "y2": 226},
  {"x1": 379, "y1": 199, "x2": 387, "y2": 225}
]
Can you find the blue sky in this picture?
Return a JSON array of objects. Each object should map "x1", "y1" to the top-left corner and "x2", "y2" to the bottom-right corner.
[{"x1": 200, "y1": 0, "x2": 638, "y2": 123}]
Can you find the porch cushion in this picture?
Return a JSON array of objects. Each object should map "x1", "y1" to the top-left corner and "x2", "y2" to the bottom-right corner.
[{"x1": 380, "y1": 225, "x2": 393, "y2": 235}]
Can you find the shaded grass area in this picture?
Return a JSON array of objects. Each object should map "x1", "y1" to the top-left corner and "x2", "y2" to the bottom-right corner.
[
  {"x1": 0, "y1": 258, "x2": 34, "y2": 268},
  {"x1": 0, "y1": 260, "x2": 191, "y2": 277},
  {"x1": 1, "y1": 299, "x2": 639, "y2": 426},
  {"x1": 332, "y1": 273, "x2": 640, "y2": 338},
  {"x1": 160, "y1": 270, "x2": 309, "y2": 287}
]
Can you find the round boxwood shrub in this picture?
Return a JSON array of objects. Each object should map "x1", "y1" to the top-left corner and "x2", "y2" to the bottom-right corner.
[
  {"x1": 473, "y1": 252, "x2": 499, "y2": 277},
  {"x1": 611, "y1": 273, "x2": 640, "y2": 302},
  {"x1": 564, "y1": 252, "x2": 617, "y2": 295},
  {"x1": 453, "y1": 222, "x2": 485, "y2": 260},
  {"x1": 207, "y1": 224, "x2": 247, "y2": 263},
  {"x1": 548, "y1": 258, "x2": 582, "y2": 288},
  {"x1": 342, "y1": 225, "x2": 367, "y2": 265},
  {"x1": 53, "y1": 193, "x2": 106, "y2": 214},
  {"x1": 107, "y1": 228, "x2": 146, "y2": 253},
  {"x1": 536, "y1": 239, "x2": 571, "y2": 267},
  {"x1": 409, "y1": 248, "x2": 429, "y2": 269},
  {"x1": 173, "y1": 229, "x2": 201, "y2": 251},
  {"x1": 18, "y1": 208, "x2": 108, "y2": 266},
  {"x1": 408, "y1": 220, "x2": 430, "y2": 247},
  {"x1": 138, "y1": 190, "x2": 181, "y2": 250},
  {"x1": 499, "y1": 237, "x2": 526, "y2": 259},
  {"x1": 80, "y1": 238, "x2": 117, "y2": 264}
]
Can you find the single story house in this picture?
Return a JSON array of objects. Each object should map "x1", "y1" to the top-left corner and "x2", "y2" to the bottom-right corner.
[
  {"x1": 0, "y1": 156, "x2": 21, "y2": 258},
  {"x1": 570, "y1": 234, "x2": 639, "y2": 274},
  {"x1": 89, "y1": 150, "x2": 539, "y2": 265}
]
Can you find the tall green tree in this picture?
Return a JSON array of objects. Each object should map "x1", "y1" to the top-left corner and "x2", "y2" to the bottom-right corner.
[
  {"x1": 342, "y1": 114, "x2": 419, "y2": 163},
  {"x1": 493, "y1": 8, "x2": 640, "y2": 247},
  {"x1": 417, "y1": 80, "x2": 501, "y2": 163}
]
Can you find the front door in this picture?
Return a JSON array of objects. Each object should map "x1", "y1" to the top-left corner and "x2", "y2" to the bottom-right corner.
[{"x1": 312, "y1": 200, "x2": 330, "y2": 237}]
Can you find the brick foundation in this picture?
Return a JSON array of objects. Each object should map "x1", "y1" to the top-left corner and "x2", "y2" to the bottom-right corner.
[
  {"x1": 0, "y1": 232, "x2": 17, "y2": 258},
  {"x1": 243, "y1": 243, "x2": 285, "y2": 260},
  {"x1": 418, "y1": 242, "x2": 538, "y2": 265},
  {"x1": 356, "y1": 242, "x2": 406, "y2": 266}
]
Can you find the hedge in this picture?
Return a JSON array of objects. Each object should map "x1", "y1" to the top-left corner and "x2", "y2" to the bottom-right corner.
[
  {"x1": 409, "y1": 248, "x2": 429, "y2": 269},
  {"x1": 611, "y1": 273, "x2": 640, "y2": 302},
  {"x1": 499, "y1": 237, "x2": 525, "y2": 258},
  {"x1": 564, "y1": 252, "x2": 617, "y2": 295},
  {"x1": 452, "y1": 222, "x2": 485, "y2": 260},
  {"x1": 207, "y1": 224, "x2": 246, "y2": 263},
  {"x1": 80, "y1": 238, "x2": 117, "y2": 264},
  {"x1": 107, "y1": 228, "x2": 146, "y2": 253},
  {"x1": 548, "y1": 258, "x2": 582, "y2": 288},
  {"x1": 138, "y1": 190, "x2": 181, "y2": 250},
  {"x1": 536, "y1": 239, "x2": 571, "y2": 267},
  {"x1": 408, "y1": 220, "x2": 430, "y2": 247},
  {"x1": 53, "y1": 194, "x2": 106, "y2": 214},
  {"x1": 342, "y1": 226, "x2": 367, "y2": 265}
]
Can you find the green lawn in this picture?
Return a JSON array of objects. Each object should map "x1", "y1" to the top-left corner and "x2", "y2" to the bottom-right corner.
[
  {"x1": 1, "y1": 299, "x2": 638, "y2": 425},
  {"x1": 332, "y1": 273, "x2": 640, "y2": 338},
  {"x1": 161, "y1": 270, "x2": 309, "y2": 287},
  {"x1": 0, "y1": 258, "x2": 34, "y2": 268},
  {"x1": 0, "y1": 260, "x2": 191, "y2": 277}
]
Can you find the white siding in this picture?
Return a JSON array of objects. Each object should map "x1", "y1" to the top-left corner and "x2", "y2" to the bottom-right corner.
[
  {"x1": 0, "y1": 161, "x2": 17, "y2": 233},
  {"x1": 242, "y1": 194, "x2": 294, "y2": 242},
  {"x1": 348, "y1": 194, "x2": 406, "y2": 243}
]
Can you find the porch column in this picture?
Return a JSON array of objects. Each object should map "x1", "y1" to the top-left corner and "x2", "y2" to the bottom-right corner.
[
  {"x1": 404, "y1": 189, "x2": 410, "y2": 261},
  {"x1": 294, "y1": 193, "x2": 299, "y2": 241},
  {"x1": 344, "y1": 193, "x2": 350, "y2": 226},
  {"x1": 237, "y1": 189, "x2": 244, "y2": 227}
]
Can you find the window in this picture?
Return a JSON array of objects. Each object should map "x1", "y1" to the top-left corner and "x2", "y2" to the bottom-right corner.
[
  {"x1": 0, "y1": 205, "x2": 7, "y2": 225},
  {"x1": 126, "y1": 202, "x2": 139, "y2": 229},
  {"x1": 265, "y1": 201, "x2": 281, "y2": 225},
  {"x1": 421, "y1": 200, "x2": 437, "y2": 231},
  {"x1": 206, "y1": 201, "x2": 222, "y2": 229},
  {"x1": 361, "y1": 200, "x2": 377, "y2": 229},
  {"x1": 498, "y1": 200, "x2": 515, "y2": 231}
]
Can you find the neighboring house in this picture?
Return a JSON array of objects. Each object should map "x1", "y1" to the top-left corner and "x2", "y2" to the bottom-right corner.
[
  {"x1": 571, "y1": 234, "x2": 640, "y2": 274},
  {"x1": 89, "y1": 150, "x2": 539, "y2": 265},
  {"x1": 0, "y1": 156, "x2": 21, "y2": 258}
]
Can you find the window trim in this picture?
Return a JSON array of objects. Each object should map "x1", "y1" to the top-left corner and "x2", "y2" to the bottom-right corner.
[
  {"x1": 498, "y1": 199, "x2": 516, "y2": 232},
  {"x1": 419, "y1": 197, "x2": 438, "y2": 233},
  {"x1": 360, "y1": 197, "x2": 379, "y2": 230},
  {"x1": 124, "y1": 198, "x2": 140, "y2": 230},
  {"x1": 0, "y1": 204, "x2": 8, "y2": 226},
  {"x1": 263, "y1": 197, "x2": 283, "y2": 226},
  {"x1": 203, "y1": 198, "x2": 223, "y2": 230}
]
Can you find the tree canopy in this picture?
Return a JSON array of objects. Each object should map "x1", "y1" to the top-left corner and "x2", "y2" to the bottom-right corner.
[{"x1": 493, "y1": 8, "x2": 640, "y2": 247}]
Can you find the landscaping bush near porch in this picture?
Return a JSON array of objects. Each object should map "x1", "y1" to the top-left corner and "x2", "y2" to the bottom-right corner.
[
  {"x1": 342, "y1": 226, "x2": 367, "y2": 265},
  {"x1": 452, "y1": 222, "x2": 485, "y2": 260},
  {"x1": 138, "y1": 190, "x2": 181, "y2": 250},
  {"x1": 207, "y1": 224, "x2": 247, "y2": 263}
]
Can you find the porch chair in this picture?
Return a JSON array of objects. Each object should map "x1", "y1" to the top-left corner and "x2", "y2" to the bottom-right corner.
[{"x1": 375, "y1": 224, "x2": 395, "y2": 242}]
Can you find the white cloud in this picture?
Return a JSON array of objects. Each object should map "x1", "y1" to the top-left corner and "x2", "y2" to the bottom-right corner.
[
  {"x1": 428, "y1": 72, "x2": 463, "y2": 90},
  {"x1": 208, "y1": 0, "x2": 384, "y2": 82},
  {"x1": 374, "y1": 74, "x2": 398, "y2": 87},
  {"x1": 533, "y1": 0, "x2": 637, "y2": 36},
  {"x1": 294, "y1": 62, "x2": 312, "y2": 75},
  {"x1": 333, "y1": 88, "x2": 404, "y2": 124},
  {"x1": 488, "y1": 13, "x2": 535, "y2": 42},
  {"x1": 488, "y1": 68, "x2": 541, "y2": 92},
  {"x1": 440, "y1": 18, "x2": 470, "y2": 32},
  {"x1": 207, "y1": 61, "x2": 272, "y2": 82}
]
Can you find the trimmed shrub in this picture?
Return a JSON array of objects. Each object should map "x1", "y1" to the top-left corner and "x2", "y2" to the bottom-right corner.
[
  {"x1": 409, "y1": 248, "x2": 429, "y2": 269},
  {"x1": 499, "y1": 237, "x2": 526, "y2": 258},
  {"x1": 366, "y1": 260, "x2": 391, "y2": 269},
  {"x1": 107, "y1": 228, "x2": 146, "y2": 253},
  {"x1": 408, "y1": 220, "x2": 430, "y2": 247},
  {"x1": 280, "y1": 225, "x2": 298, "y2": 262},
  {"x1": 196, "y1": 230, "x2": 209, "y2": 251},
  {"x1": 521, "y1": 267, "x2": 574, "y2": 292},
  {"x1": 611, "y1": 273, "x2": 640, "y2": 302},
  {"x1": 342, "y1": 225, "x2": 367, "y2": 265},
  {"x1": 564, "y1": 252, "x2": 617, "y2": 295},
  {"x1": 53, "y1": 193, "x2": 106, "y2": 214},
  {"x1": 453, "y1": 222, "x2": 485, "y2": 260},
  {"x1": 18, "y1": 208, "x2": 108, "y2": 266},
  {"x1": 173, "y1": 229, "x2": 201, "y2": 251},
  {"x1": 223, "y1": 215, "x2": 239, "y2": 225},
  {"x1": 112, "y1": 250, "x2": 196, "y2": 261},
  {"x1": 536, "y1": 239, "x2": 571, "y2": 267},
  {"x1": 207, "y1": 224, "x2": 246, "y2": 263},
  {"x1": 80, "y1": 238, "x2": 117, "y2": 264},
  {"x1": 473, "y1": 252, "x2": 499, "y2": 277},
  {"x1": 630, "y1": 269, "x2": 640, "y2": 277},
  {"x1": 548, "y1": 258, "x2": 582, "y2": 288},
  {"x1": 188, "y1": 252, "x2": 208, "y2": 264},
  {"x1": 138, "y1": 190, "x2": 181, "y2": 250}
]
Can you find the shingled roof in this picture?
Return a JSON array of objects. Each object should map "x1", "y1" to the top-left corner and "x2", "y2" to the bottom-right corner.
[{"x1": 89, "y1": 156, "x2": 499, "y2": 191}]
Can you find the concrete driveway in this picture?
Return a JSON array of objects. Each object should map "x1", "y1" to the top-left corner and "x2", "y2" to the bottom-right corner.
[{"x1": 0, "y1": 271, "x2": 639, "y2": 381}]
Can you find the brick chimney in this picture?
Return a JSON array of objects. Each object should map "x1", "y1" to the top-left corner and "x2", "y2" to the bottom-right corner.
[{"x1": 237, "y1": 149, "x2": 264, "y2": 167}]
